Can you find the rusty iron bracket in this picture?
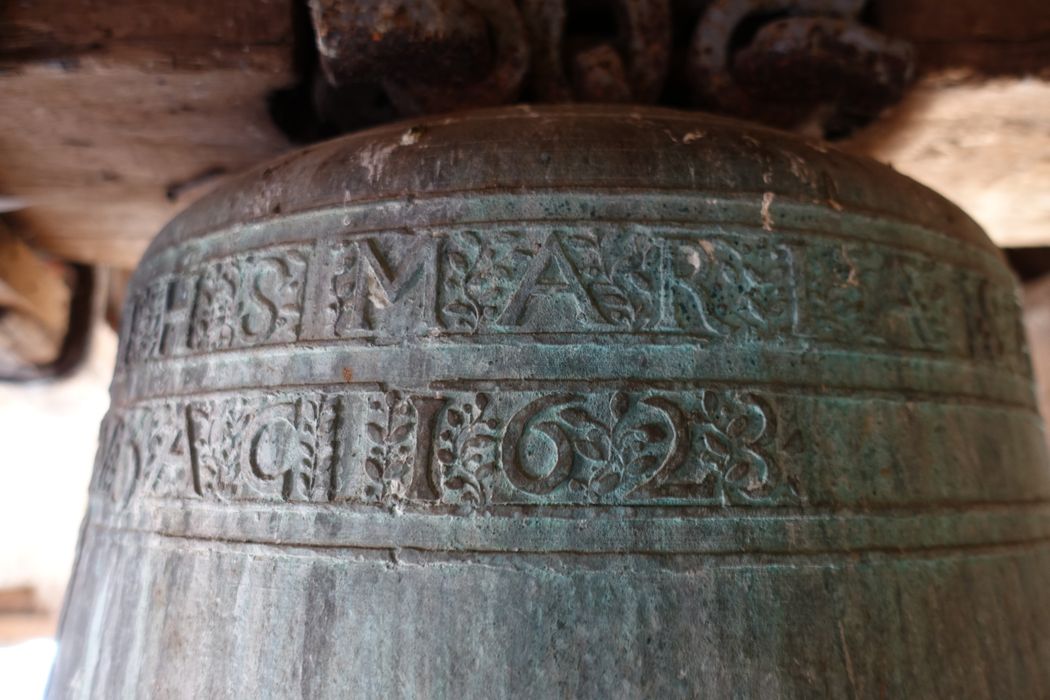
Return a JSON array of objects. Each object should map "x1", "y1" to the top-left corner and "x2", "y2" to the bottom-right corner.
[
  {"x1": 382, "y1": 0, "x2": 530, "y2": 115},
  {"x1": 310, "y1": 0, "x2": 493, "y2": 86},
  {"x1": 310, "y1": 0, "x2": 528, "y2": 118},
  {"x1": 687, "y1": 0, "x2": 913, "y2": 129},
  {"x1": 303, "y1": 0, "x2": 914, "y2": 137}
]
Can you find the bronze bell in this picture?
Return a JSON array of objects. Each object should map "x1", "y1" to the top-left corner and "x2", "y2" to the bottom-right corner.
[{"x1": 49, "y1": 106, "x2": 1050, "y2": 698}]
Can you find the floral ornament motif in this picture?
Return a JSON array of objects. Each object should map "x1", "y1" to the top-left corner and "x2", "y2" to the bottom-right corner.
[
  {"x1": 559, "y1": 231, "x2": 661, "y2": 327},
  {"x1": 506, "y1": 392, "x2": 675, "y2": 501},
  {"x1": 669, "y1": 238, "x2": 793, "y2": 339},
  {"x1": 609, "y1": 233, "x2": 663, "y2": 327},
  {"x1": 331, "y1": 244, "x2": 360, "y2": 336},
  {"x1": 800, "y1": 243, "x2": 878, "y2": 343},
  {"x1": 191, "y1": 262, "x2": 240, "y2": 351},
  {"x1": 691, "y1": 390, "x2": 795, "y2": 504},
  {"x1": 186, "y1": 398, "x2": 252, "y2": 499},
  {"x1": 295, "y1": 397, "x2": 341, "y2": 503},
  {"x1": 433, "y1": 393, "x2": 501, "y2": 509},
  {"x1": 606, "y1": 392, "x2": 677, "y2": 493},
  {"x1": 886, "y1": 255, "x2": 952, "y2": 353},
  {"x1": 440, "y1": 230, "x2": 534, "y2": 332},
  {"x1": 733, "y1": 237, "x2": 796, "y2": 335},
  {"x1": 126, "y1": 283, "x2": 165, "y2": 362},
  {"x1": 363, "y1": 391, "x2": 418, "y2": 501},
  {"x1": 562, "y1": 392, "x2": 674, "y2": 498}
]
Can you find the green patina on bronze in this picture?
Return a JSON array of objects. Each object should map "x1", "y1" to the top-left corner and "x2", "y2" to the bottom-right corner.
[{"x1": 51, "y1": 106, "x2": 1050, "y2": 698}]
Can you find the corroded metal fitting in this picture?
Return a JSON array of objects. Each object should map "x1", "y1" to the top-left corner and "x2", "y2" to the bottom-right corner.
[
  {"x1": 688, "y1": 0, "x2": 913, "y2": 127},
  {"x1": 382, "y1": 0, "x2": 530, "y2": 114},
  {"x1": 310, "y1": 0, "x2": 529, "y2": 116},
  {"x1": 310, "y1": 0, "x2": 493, "y2": 85}
]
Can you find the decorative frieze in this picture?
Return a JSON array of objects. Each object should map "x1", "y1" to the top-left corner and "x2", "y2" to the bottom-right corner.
[
  {"x1": 91, "y1": 387, "x2": 799, "y2": 510},
  {"x1": 116, "y1": 225, "x2": 1027, "y2": 371},
  {"x1": 121, "y1": 248, "x2": 307, "y2": 364}
]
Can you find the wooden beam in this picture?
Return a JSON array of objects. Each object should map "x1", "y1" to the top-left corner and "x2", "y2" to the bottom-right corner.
[{"x1": 0, "y1": 0, "x2": 297, "y2": 268}]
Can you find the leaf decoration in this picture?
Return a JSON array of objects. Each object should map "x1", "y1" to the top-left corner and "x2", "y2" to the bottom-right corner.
[
  {"x1": 689, "y1": 390, "x2": 795, "y2": 505},
  {"x1": 362, "y1": 391, "x2": 418, "y2": 502},
  {"x1": 186, "y1": 398, "x2": 249, "y2": 500},
  {"x1": 438, "y1": 230, "x2": 532, "y2": 332},
  {"x1": 507, "y1": 393, "x2": 675, "y2": 502},
  {"x1": 191, "y1": 263, "x2": 240, "y2": 351},
  {"x1": 433, "y1": 393, "x2": 501, "y2": 510}
]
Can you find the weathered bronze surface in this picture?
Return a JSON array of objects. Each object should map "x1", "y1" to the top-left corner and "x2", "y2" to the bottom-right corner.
[{"x1": 50, "y1": 105, "x2": 1050, "y2": 698}]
